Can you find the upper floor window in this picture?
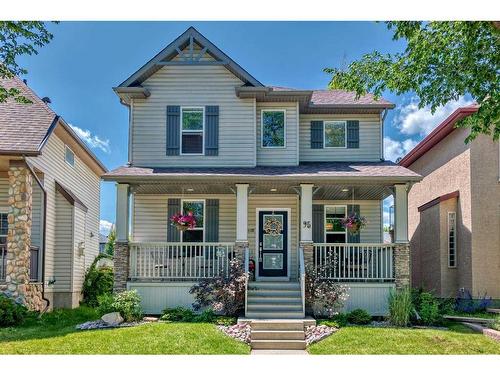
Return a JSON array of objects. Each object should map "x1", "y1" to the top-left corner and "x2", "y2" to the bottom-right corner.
[
  {"x1": 181, "y1": 200, "x2": 205, "y2": 242},
  {"x1": 181, "y1": 107, "x2": 204, "y2": 155},
  {"x1": 448, "y1": 212, "x2": 457, "y2": 268},
  {"x1": 324, "y1": 121, "x2": 346, "y2": 148},
  {"x1": 262, "y1": 110, "x2": 286, "y2": 148},
  {"x1": 65, "y1": 145, "x2": 75, "y2": 167},
  {"x1": 324, "y1": 205, "x2": 347, "y2": 243},
  {"x1": 0, "y1": 212, "x2": 7, "y2": 246}
]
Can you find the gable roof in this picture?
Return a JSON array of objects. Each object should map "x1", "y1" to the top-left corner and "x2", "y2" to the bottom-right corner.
[
  {"x1": 117, "y1": 26, "x2": 263, "y2": 88},
  {"x1": 0, "y1": 75, "x2": 107, "y2": 174},
  {"x1": 398, "y1": 105, "x2": 479, "y2": 167}
]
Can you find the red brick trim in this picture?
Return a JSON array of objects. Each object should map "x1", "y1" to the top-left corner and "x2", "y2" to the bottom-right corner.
[{"x1": 418, "y1": 191, "x2": 460, "y2": 212}]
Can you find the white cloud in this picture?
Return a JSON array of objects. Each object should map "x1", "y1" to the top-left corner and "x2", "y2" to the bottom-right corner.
[
  {"x1": 394, "y1": 97, "x2": 473, "y2": 137},
  {"x1": 69, "y1": 124, "x2": 111, "y2": 153},
  {"x1": 99, "y1": 220, "x2": 113, "y2": 235},
  {"x1": 384, "y1": 136, "x2": 418, "y2": 162}
]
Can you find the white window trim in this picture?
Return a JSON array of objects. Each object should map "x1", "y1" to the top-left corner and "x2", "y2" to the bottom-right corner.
[
  {"x1": 324, "y1": 204, "x2": 348, "y2": 243},
  {"x1": 448, "y1": 211, "x2": 457, "y2": 268},
  {"x1": 324, "y1": 120, "x2": 347, "y2": 149},
  {"x1": 261, "y1": 109, "x2": 287, "y2": 149},
  {"x1": 180, "y1": 199, "x2": 205, "y2": 242},
  {"x1": 180, "y1": 106, "x2": 205, "y2": 156},
  {"x1": 64, "y1": 145, "x2": 75, "y2": 167}
]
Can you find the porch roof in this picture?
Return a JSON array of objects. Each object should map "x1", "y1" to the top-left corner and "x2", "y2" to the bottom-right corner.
[{"x1": 103, "y1": 161, "x2": 422, "y2": 183}]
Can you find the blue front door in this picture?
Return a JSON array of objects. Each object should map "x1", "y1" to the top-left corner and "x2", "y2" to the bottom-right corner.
[{"x1": 258, "y1": 211, "x2": 288, "y2": 277}]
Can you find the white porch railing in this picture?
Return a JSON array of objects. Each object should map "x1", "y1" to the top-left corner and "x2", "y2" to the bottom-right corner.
[
  {"x1": 299, "y1": 246, "x2": 306, "y2": 316},
  {"x1": 313, "y1": 243, "x2": 394, "y2": 281},
  {"x1": 244, "y1": 246, "x2": 249, "y2": 317},
  {"x1": 129, "y1": 242, "x2": 236, "y2": 280}
]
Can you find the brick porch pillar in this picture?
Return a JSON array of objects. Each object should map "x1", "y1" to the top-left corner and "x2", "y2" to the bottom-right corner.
[
  {"x1": 234, "y1": 241, "x2": 248, "y2": 263},
  {"x1": 5, "y1": 161, "x2": 32, "y2": 304},
  {"x1": 113, "y1": 241, "x2": 129, "y2": 292},
  {"x1": 394, "y1": 243, "x2": 410, "y2": 290}
]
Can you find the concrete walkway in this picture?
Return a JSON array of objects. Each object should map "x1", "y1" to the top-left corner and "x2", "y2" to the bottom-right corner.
[{"x1": 251, "y1": 349, "x2": 309, "y2": 355}]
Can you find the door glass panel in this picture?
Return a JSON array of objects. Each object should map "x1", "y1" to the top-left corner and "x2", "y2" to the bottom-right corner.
[
  {"x1": 263, "y1": 234, "x2": 283, "y2": 250},
  {"x1": 263, "y1": 253, "x2": 283, "y2": 269}
]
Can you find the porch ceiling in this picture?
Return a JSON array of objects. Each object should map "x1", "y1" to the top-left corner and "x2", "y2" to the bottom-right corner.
[{"x1": 132, "y1": 181, "x2": 393, "y2": 200}]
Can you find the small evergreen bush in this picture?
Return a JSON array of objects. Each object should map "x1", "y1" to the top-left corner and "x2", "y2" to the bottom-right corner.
[
  {"x1": 160, "y1": 307, "x2": 196, "y2": 322},
  {"x1": 417, "y1": 291, "x2": 441, "y2": 326},
  {"x1": 96, "y1": 290, "x2": 143, "y2": 322},
  {"x1": 388, "y1": 287, "x2": 413, "y2": 327},
  {"x1": 82, "y1": 254, "x2": 113, "y2": 307},
  {"x1": 0, "y1": 294, "x2": 29, "y2": 327},
  {"x1": 347, "y1": 308, "x2": 372, "y2": 325}
]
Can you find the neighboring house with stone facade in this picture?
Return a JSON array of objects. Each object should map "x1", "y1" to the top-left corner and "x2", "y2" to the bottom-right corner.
[
  {"x1": 103, "y1": 27, "x2": 421, "y2": 317},
  {"x1": 0, "y1": 76, "x2": 107, "y2": 310},
  {"x1": 400, "y1": 105, "x2": 500, "y2": 299}
]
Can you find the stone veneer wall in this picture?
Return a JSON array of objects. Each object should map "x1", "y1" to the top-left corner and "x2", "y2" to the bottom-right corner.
[
  {"x1": 394, "y1": 243, "x2": 411, "y2": 290},
  {"x1": 113, "y1": 241, "x2": 129, "y2": 292},
  {"x1": 2, "y1": 161, "x2": 45, "y2": 311}
]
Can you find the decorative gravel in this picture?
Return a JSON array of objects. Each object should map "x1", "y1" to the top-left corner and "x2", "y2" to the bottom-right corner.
[
  {"x1": 305, "y1": 325, "x2": 337, "y2": 345},
  {"x1": 76, "y1": 318, "x2": 154, "y2": 331},
  {"x1": 218, "y1": 323, "x2": 251, "y2": 343}
]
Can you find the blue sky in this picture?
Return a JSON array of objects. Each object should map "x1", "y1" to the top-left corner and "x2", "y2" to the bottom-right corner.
[{"x1": 16, "y1": 22, "x2": 470, "y2": 234}]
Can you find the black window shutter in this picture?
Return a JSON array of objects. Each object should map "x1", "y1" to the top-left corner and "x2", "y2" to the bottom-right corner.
[
  {"x1": 312, "y1": 204, "x2": 324, "y2": 243},
  {"x1": 205, "y1": 106, "x2": 219, "y2": 156},
  {"x1": 311, "y1": 121, "x2": 324, "y2": 149},
  {"x1": 347, "y1": 120, "x2": 359, "y2": 149},
  {"x1": 166, "y1": 106, "x2": 180, "y2": 155},
  {"x1": 205, "y1": 199, "x2": 219, "y2": 242},
  {"x1": 347, "y1": 204, "x2": 361, "y2": 243},
  {"x1": 167, "y1": 198, "x2": 181, "y2": 242}
]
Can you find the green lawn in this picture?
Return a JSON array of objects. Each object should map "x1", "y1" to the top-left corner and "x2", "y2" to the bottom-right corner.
[
  {"x1": 308, "y1": 324, "x2": 500, "y2": 354},
  {"x1": 0, "y1": 307, "x2": 250, "y2": 354}
]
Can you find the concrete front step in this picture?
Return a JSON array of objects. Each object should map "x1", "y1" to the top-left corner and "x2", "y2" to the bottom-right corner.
[
  {"x1": 247, "y1": 296, "x2": 302, "y2": 304},
  {"x1": 247, "y1": 303, "x2": 303, "y2": 312},
  {"x1": 251, "y1": 340, "x2": 306, "y2": 350},
  {"x1": 250, "y1": 320, "x2": 307, "y2": 331},
  {"x1": 248, "y1": 289, "x2": 301, "y2": 298},
  {"x1": 249, "y1": 282, "x2": 300, "y2": 290},
  {"x1": 246, "y1": 311, "x2": 305, "y2": 319},
  {"x1": 251, "y1": 330, "x2": 305, "y2": 340}
]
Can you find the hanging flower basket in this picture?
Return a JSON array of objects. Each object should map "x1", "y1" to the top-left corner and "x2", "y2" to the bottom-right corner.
[
  {"x1": 170, "y1": 212, "x2": 197, "y2": 231},
  {"x1": 341, "y1": 212, "x2": 367, "y2": 235}
]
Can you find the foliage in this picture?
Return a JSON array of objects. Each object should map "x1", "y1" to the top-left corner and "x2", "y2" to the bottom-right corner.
[
  {"x1": 0, "y1": 22, "x2": 56, "y2": 102},
  {"x1": 104, "y1": 227, "x2": 116, "y2": 256},
  {"x1": 214, "y1": 316, "x2": 237, "y2": 326},
  {"x1": 412, "y1": 289, "x2": 441, "y2": 326},
  {"x1": 97, "y1": 290, "x2": 143, "y2": 322},
  {"x1": 0, "y1": 294, "x2": 29, "y2": 327},
  {"x1": 318, "y1": 313, "x2": 348, "y2": 328},
  {"x1": 82, "y1": 253, "x2": 114, "y2": 307},
  {"x1": 455, "y1": 289, "x2": 492, "y2": 313},
  {"x1": 341, "y1": 212, "x2": 368, "y2": 235},
  {"x1": 305, "y1": 264, "x2": 349, "y2": 318},
  {"x1": 347, "y1": 309, "x2": 372, "y2": 325},
  {"x1": 388, "y1": 287, "x2": 413, "y2": 327},
  {"x1": 160, "y1": 307, "x2": 196, "y2": 322},
  {"x1": 490, "y1": 315, "x2": 500, "y2": 331},
  {"x1": 170, "y1": 211, "x2": 197, "y2": 231},
  {"x1": 190, "y1": 258, "x2": 247, "y2": 316},
  {"x1": 325, "y1": 22, "x2": 500, "y2": 142}
]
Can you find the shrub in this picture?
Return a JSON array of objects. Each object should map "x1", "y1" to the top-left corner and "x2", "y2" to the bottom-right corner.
[
  {"x1": 490, "y1": 315, "x2": 500, "y2": 331},
  {"x1": 82, "y1": 254, "x2": 114, "y2": 307},
  {"x1": 318, "y1": 313, "x2": 349, "y2": 328},
  {"x1": 214, "y1": 316, "x2": 237, "y2": 326},
  {"x1": 455, "y1": 289, "x2": 492, "y2": 313},
  {"x1": 160, "y1": 307, "x2": 196, "y2": 322},
  {"x1": 0, "y1": 294, "x2": 29, "y2": 327},
  {"x1": 97, "y1": 290, "x2": 143, "y2": 322},
  {"x1": 388, "y1": 287, "x2": 413, "y2": 327},
  {"x1": 417, "y1": 291, "x2": 441, "y2": 326},
  {"x1": 190, "y1": 258, "x2": 247, "y2": 316},
  {"x1": 305, "y1": 264, "x2": 349, "y2": 318},
  {"x1": 347, "y1": 308, "x2": 372, "y2": 325}
]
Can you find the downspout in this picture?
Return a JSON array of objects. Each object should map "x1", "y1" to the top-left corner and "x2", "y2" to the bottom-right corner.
[
  {"x1": 381, "y1": 109, "x2": 388, "y2": 161},
  {"x1": 24, "y1": 157, "x2": 50, "y2": 314}
]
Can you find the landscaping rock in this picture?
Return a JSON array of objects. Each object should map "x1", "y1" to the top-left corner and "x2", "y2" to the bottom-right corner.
[
  {"x1": 218, "y1": 323, "x2": 251, "y2": 343},
  {"x1": 101, "y1": 312, "x2": 124, "y2": 326},
  {"x1": 305, "y1": 325, "x2": 337, "y2": 345},
  {"x1": 143, "y1": 316, "x2": 159, "y2": 322}
]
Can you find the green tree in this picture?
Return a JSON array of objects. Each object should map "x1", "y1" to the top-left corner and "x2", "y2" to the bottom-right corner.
[
  {"x1": 1, "y1": 21, "x2": 55, "y2": 103},
  {"x1": 325, "y1": 22, "x2": 500, "y2": 142},
  {"x1": 105, "y1": 227, "x2": 116, "y2": 256}
]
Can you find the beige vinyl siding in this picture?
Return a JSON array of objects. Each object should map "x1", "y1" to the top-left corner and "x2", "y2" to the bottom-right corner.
[
  {"x1": 313, "y1": 200, "x2": 383, "y2": 243},
  {"x1": 72, "y1": 207, "x2": 86, "y2": 292},
  {"x1": 132, "y1": 194, "x2": 237, "y2": 243},
  {"x1": 0, "y1": 175, "x2": 8, "y2": 207},
  {"x1": 300, "y1": 114, "x2": 382, "y2": 162},
  {"x1": 256, "y1": 102, "x2": 299, "y2": 166},
  {"x1": 27, "y1": 128, "x2": 101, "y2": 294},
  {"x1": 54, "y1": 191, "x2": 73, "y2": 292},
  {"x1": 248, "y1": 195, "x2": 299, "y2": 279},
  {"x1": 131, "y1": 65, "x2": 256, "y2": 167},
  {"x1": 31, "y1": 182, "x2": 43, "y2": 248}
]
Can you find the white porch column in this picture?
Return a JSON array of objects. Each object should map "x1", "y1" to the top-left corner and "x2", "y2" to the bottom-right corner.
[
  {"x1": 300, "y1": 184, "x2": 314, "y2": 243},
  {"x1": 236, "y1": 183, "x2": 249, "y2": 242},
  {"x1": 394, "y1": 184, "x2": 409, "y2": 243},
  {"x1": 115, "y1": 183, "x2": 130, "y2": 242}
]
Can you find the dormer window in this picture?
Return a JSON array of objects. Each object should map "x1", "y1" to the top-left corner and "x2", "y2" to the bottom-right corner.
[
  {"x1": 181, "y1": 107, "x2": 204, "y2": 155},
  {"x1": 65, "y1": 145, "x2": 75, "y2": 167},
  {"x1": 262, "y1": 110, "x2": 286, "y2": 148}
]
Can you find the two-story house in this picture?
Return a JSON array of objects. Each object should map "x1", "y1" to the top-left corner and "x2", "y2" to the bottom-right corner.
[{"x1": 103, "y1": 27, "x2": 421, "y2": 317}]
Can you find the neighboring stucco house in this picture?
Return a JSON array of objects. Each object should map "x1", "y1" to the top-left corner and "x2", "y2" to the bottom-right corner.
[
  {"x1": 399, "y1": 106, "x2": 500, "y2": 299},
  {"x1": 0, "y1": 76, "x2": 107, "y2": 310},
  {"x1": 103, "y1": 27, "x2": 421, "y2": 317}
]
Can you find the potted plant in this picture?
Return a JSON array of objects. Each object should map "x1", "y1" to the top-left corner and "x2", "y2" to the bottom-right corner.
[
  {"x1": 341, "y1": 212, "x2": 367, "y2": 235},
  {"x1": 170, "y1": 212, "x2": 197, "y2": 231}
]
